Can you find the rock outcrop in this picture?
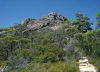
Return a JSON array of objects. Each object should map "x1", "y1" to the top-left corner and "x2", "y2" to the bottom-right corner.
[
  {"x1": 22, "y1": 18, "x2": 36, "y2": 24},
  {"x1": 22, "y1": 12, "x2": 71, "y2": 32}
]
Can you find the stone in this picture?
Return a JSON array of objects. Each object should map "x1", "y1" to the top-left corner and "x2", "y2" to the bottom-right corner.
[
  {"x1": 22, "y1": 12, "x2": 71, "y2": 32},
  {"x1": 22, "y1": 18, "x2": 35, "y2": 24}
]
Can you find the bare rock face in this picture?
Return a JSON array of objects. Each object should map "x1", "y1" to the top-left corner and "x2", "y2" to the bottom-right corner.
[
  {"x1": 41, "y1": 12, "x2": 67, "y2": 21},
  {"x1": 22, "y1": 12, "x2": 70, "y2": 32},
  {"x1": 22, "y1": 18, "x2": 35, "y2": 24}
]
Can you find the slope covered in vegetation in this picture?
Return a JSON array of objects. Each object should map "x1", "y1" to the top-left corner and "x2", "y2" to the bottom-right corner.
[{"x1": 0, "y1": 12, "x2": 100, "y2": 72}]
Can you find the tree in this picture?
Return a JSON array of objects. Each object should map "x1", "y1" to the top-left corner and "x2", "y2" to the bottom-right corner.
[
  {"x1": 72, "y1": 13, "x2": 92, "y2": 33},
  {"x1": 0, "y1": 34, "x2": 18, "y2": 59},
  {"x1": 75, "y1": 32, "x2": 96, "y2": 55},
  {"x1": 93, "y1": 30, "x2": 100, "y2": 57},
  {"x1": 65, "y1": 27, "x2": 78, "y2": 37},
  {"x1": 96, "y1": 14, "x2": 100, "y2": 29},
  {"x1": 18, "y1": 37, "x2": 31, "y2": 49},
  {"x1": 32, "y1": 44, "x2": 64, "y2": 63}
]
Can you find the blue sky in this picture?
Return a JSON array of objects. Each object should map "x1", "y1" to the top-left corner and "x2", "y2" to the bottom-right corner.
[{"x1": 0, "y1": 0, "x2": 100, "y2": 28}]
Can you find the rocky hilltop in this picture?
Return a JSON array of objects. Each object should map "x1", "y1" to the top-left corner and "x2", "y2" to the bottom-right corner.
[
  {"x1": 0, "y1": 12, "x2": 71, "y2": 34},
  {"x1": 22, "y1": 12, "x2": 71, "y2": 32}
]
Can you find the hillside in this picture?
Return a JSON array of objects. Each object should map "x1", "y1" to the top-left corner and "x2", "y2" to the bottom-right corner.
[{"x1": 0, "y1": 12, "x2": 100, "y2": 72}]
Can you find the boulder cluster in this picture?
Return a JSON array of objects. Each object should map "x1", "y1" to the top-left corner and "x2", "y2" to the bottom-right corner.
[{"x1": 22, "y1": 12, "x2": 70, "y2": 32}]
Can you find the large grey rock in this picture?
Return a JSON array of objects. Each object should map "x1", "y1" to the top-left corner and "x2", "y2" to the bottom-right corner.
[
  {"x1": 22, "y1": 12, "x2": 71, "y2": 33},
  {"x1": 41, "y1": 12, "x2": 67, "y2": 21},
  {"x1": 22, "y1": 18, "x2": 35, "y2": 24}
]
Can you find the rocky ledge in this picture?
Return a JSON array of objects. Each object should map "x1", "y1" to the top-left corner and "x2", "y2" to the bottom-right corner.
[{"x1": 22, "y1": 12, "x2": 71, "y2": 32}]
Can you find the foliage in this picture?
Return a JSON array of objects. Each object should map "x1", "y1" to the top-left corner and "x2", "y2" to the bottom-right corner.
[
  {"x1": 0, "y1": 61, "x2": 6, "y2": 69},
  {"x1": 72, "y1": 13, "x2": 92, "y2": 32},
  {"x1": 6, "y1": 56, "x2": 28, "y2": 71},
  {"x1": 5, "y1": 61, "x2": 79, "y2": 72},
  {"x1": 96, "y1": 14, "x2": 100, "y2": 29},
  {"x1": 89, "y1": 57, "x2": 100, "y2": 72},
  {"x1": 32, "y1": 44, "x2": 64, "y2": 63},
  {"x1": 0, "y1": 13, "x2": 100, "y2": 72},
  {"x1": 0, "y1": 34, "x2": 18, "y2": 60}
]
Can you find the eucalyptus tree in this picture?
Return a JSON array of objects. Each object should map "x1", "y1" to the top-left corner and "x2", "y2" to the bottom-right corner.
[
  {"x1": 72, "y1": 13, "x2": 92, "y2": 33},
  {"x1": 96, "y1": 14, "x2": 100, "y2": 29},
  {"x1": 0, "y1": 34, "x2": 18, "y2": 59}
]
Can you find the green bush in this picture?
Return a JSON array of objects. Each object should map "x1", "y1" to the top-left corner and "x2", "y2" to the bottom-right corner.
[{"x1": 6, "y1": 61, "x2": 79, "y2": 72}]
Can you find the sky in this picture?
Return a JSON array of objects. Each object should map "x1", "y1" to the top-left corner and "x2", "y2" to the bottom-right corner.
[{"x1": 0, "y1": 0, "x2": 100, "y2": 28}]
